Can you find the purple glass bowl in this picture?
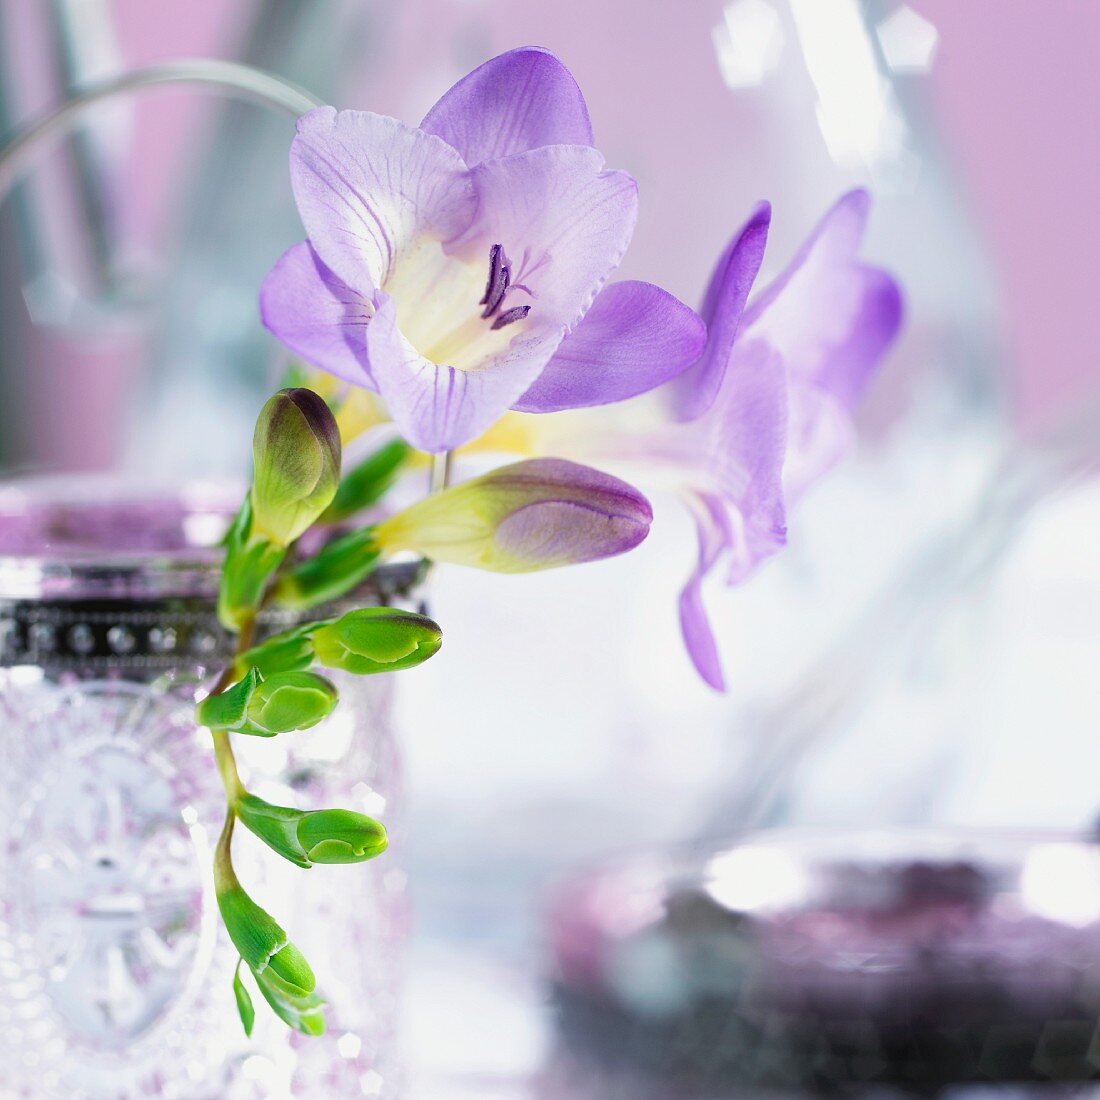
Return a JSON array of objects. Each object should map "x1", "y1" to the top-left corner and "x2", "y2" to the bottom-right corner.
[{"x1": 547, "y1": 828, "x2": 1100, "y2": 1093}]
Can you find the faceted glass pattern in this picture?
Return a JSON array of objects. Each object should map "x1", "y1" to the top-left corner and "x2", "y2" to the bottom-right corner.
[{"x1": 0, "y1": 484, "x2": 407, "y2": 1099}]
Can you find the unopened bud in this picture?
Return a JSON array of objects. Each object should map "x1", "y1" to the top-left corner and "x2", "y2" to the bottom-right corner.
[
  {"x1": 251, "y1": 388, "x2": 341, "y2": 547},
  {"x1": 312, "y1": 608, "x2": 441, "y2": 675},
  {"x1": 236, "y1": 793, "x2": 388, "y2": 868},
  {"x1": 241, "y1": 671, "x2": 338, "y2": 736}
]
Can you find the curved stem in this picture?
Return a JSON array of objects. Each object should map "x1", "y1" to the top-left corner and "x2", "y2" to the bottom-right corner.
[
  {"x1": 0, "y1": 58, "x2": 323, "y2": 203},
  {"x1": 213, "y1": 729, "x2": 245, "y2": 803},
  {"x1": 207, "y1": 613, "x2": 257, "y2": 868},
  {"x1": 213, "y1": 808, "x2": 238, "y2": 894}
]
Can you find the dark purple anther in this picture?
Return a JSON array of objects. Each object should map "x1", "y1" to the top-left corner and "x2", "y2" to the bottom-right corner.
[
  {"x1": 480, "y1": 244, "x2": 511, "y2": 318},
  {"x1": 491, "y1": 305, "x2": 531, "y2": 331},
  {"x1": 479, "y1": 244, "x2": 502, "y2": 305}
]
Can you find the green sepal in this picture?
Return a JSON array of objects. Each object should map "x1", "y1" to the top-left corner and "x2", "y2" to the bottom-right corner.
[
  {"x1": 272, "y1": 527, "x2": 382, "y2": 610},
  {"x1": 197, "y1": 667, "x2": 262, "y2": 731},
  {"x1": 218, "y1": 498, "x2": 287, "y2": 632},
  {"x1": 252, "y1": 963, "x2": 327, "y2": 1036},
  {"x1": 235, "y1": 793, "x2": 312, "y2": 869},
  {"x1": 233, "y1": 959, "x2": 256, "y2": 1037},
  {"x1": 322, "y1": 438, "x2": 410, "y2": 523},
  {"x1": 236, "y1": 792, "x2": 388, "y2": 868},
  {"x1": 233, "y1": 621, "x2": 330, "y2": 679},
  {"x1": 312, "y1": 607, "x2": 442, "y2": 675},
  {"x1": 238, "y1": 671, "x2": 337, "y2": 736},
  {"x1": 216, "y1": 880, "x2": 315, "y2": 996}
]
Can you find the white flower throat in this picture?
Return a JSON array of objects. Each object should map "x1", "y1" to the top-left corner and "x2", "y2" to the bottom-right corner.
[{"x1": 387, "y1": 241, "x2": 535, "y2": 371}]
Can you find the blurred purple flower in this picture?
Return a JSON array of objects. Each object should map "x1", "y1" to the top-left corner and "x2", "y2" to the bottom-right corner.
[
  {"x1": 671, "y1": 189, "x2": 903, "y2": 689},
  {"x1": 519, "y1": 190, "x2": 901, "y2": 688},
  {"x1": 261, "y1": 47, "x2": 704, "y2": 453}
]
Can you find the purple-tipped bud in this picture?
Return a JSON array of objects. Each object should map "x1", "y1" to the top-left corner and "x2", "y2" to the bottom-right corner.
[
  {"x1": 251, "y1": 388, "x2": 342, "y2": 547},
  {"x1": 375, "y1": 458, "x2": 652, "y2": 573}
]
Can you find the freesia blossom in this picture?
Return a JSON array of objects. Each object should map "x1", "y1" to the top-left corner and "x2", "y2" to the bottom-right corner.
[
  {"x1": 672, "y1": 190, "x2": 902, "y2": 689},
  {"x1": 467, "y1": 191, "x2": 902, "y2": 689},
  {"x1": 373, "y1": 458, "x2": 652, "y2": 573},
  {"x1": 261, "y1": 47, "x2": 705, "y2": 453}
]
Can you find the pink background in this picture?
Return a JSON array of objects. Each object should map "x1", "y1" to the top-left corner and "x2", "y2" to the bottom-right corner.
[
  {"x1": 9, "y1": 0, "x2": 1100, "y2": 462},
  {"x1": 115, "y1": 0, "x2": 1100, "y2": 419},
  {"x1": 919, "y1": 0, "x2": 1100, "y2": 420}
]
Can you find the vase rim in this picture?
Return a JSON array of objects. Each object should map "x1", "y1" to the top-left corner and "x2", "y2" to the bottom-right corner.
[
  {"x1": 0, "y1": 475, "x2": 242, "y2": 600},
  {"x1": 0, "y1": 473, "x2": 421, "y2": 603}
]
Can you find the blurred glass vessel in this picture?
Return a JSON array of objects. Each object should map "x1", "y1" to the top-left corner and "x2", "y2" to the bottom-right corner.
[
  {"x1": 544, "y1": 827, "x2": 1100, "y2": 1098},
  {"x1": 0, "y1": 479, "x2": 412, "y2": 1099}
]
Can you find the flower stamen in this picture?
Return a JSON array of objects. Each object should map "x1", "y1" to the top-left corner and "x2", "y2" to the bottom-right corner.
[
  {"x1": 480, "y1": 244, "x2": 511, "y2": 318},
  {"x1": 491, "y1": 305, "x2": 532, "y2": 330},
  {"x1": 479, "y1": 244, "x2": 532, "y2": 328}
]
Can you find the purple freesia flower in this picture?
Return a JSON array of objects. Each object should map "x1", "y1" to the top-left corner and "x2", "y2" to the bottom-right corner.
[
  {"x1": 672, "y1": 189, "x2": 903, "y2": 689},
  {"x1": 529, "y1": 190, "x2": 901, "y2": 689},
  {"x1": 261, "y1": 47, "x2": 705, "y2": 454}
]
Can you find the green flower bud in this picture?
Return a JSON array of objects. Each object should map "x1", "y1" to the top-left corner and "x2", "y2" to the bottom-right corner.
[
  {"x1": 240, "y1": 671, "x2": 338, "y2": 736},
  {"x1": 323, "y1": 438, "x2": 410, "y2": 523},
  {"x1": 216, "y1": 879, "x2": 315, "y2": 997},
  {"x1": 253, "y1": 964, "x2": 327, "y2": 1036},
  {"x1": 251, "y1": 388, "x2": 341, "y2": 547},
  {"x1": 233, "y1": 960, "x2": 256, "y2": 1037},
  {"x1": 197, "y1": 667, "x2": 262, "y2": 731},
  {"x1": 236, "y1": 792, "x2": 388, "y2": 868},
  {"x1": 297, "y1": 808, "x2": 388, "y2": 863},
  {"x1": 266, "y1": 941, "x2": 315, "y2": 992},
  {"x1": 312, "y1": 607, "x2": 442, "y2": 675},
  {"x1": 271, "y1": 527, "x2": 381, "y2": 610}
]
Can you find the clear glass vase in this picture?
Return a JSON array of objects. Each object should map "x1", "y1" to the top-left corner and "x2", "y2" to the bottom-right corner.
[{"x1": 0, "y1": 478, "x2": 417, "y2": 1099}]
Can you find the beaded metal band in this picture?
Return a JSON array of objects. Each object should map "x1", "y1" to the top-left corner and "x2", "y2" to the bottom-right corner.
[{"x1": 0, "y1": 560, "x2": 428, "y2": 672}]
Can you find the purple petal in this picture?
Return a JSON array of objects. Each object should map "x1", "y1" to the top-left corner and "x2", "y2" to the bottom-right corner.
[
  {"x1": 667, "y1": 202, "x2": 771, "y2": 422},
  {"x1": 742, "y1": 189, "x2": 903, "y2": 408},
  {"x1": 700, "y1": 340, "x2": 789, "y2": 582},
  {"x1": 462, "y1": 145, "x2": 638, "y2": 333},
  {"x1": 364, "y1": 293, "x2": 549, "y2": 452},
  {"x1": 678, "y1": 492, "x2": 735, "y2": 692},
  {"x1": 498, "y1": 498, "x2": 650, "y2": 568},
  {"x1": 743, "y1": 189, "x2": 869, "y2": 331},
  {"x1": 669, "y1": 341, "x2": 789, "y2": 691},
  {"x1": 260, "y1": 242, "x2": 375, "y2": 389},
  {"x1": 420, "y1": 46, "x2": 594, "y2": 167},
  {"x1": 812, "y1": 266, "x2": 903, "y2": 410},
  {"x1": 782, "y1": 383, "x2": 856, "y2": 501},
  {"x1": 513, "y1": 281, "x2": 706, "y2": 413},
  {"x1": 289, "y1": 107, "x2": 476, "y2": 293},
  {"x1": 489, "y1": 458, "x2": 653, "y2": 567}
]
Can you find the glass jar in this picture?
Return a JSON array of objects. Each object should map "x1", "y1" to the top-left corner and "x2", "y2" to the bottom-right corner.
[
  {"x1": 544, "y1": 826, "x2": 1100, "y2": 1097},
  {"x1": 0, "y1": 477, "x2": 419, "y2": 1099}
]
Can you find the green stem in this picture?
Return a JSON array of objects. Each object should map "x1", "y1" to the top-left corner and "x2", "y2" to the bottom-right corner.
[
  {"x1": 208, "y1": 614, "x2": 257, "y2": 874},
  {"x1": 213, "y1": 729, "x2": 244, "y2": 802},
  {"x1": 214, "y1": 807, "x2": 238, "y2": 895}
]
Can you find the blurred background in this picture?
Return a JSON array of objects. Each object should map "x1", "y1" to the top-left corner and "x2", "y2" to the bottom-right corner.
[{"x1": 2, "y1": 1, "x2": 1099, "y2": 1095}]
